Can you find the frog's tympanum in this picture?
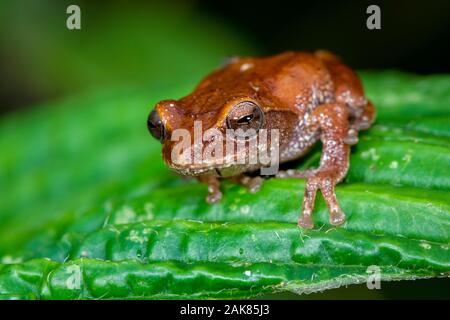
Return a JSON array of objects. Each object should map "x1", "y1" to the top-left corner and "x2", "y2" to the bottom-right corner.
[{"x1": 148, "y1": 51, "x2": 375, "y2": 228}]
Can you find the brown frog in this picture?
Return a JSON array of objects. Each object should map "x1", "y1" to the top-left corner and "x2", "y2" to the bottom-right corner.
[{"x1": 147, "y1": 51, "x2": 375, "y2": 229}]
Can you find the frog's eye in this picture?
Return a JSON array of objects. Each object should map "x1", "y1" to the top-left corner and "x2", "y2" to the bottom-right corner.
[
  {"x1": 226, "y1": 101, "x2": 264, "y2": 135},
  {"x1": 147, "y1": 109, "x2": 166, "y2": 142}
]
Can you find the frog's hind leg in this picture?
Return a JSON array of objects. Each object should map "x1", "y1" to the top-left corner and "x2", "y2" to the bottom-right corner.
[
  {"x1": 316, "y1": 51, "x2": 375, "y2": 145},
  {"x1": 344, "y1": 100, "x2": 376, "y2": 145},
  {"x1": 298, "y1": 102, "x2": 350, "y2": 229}
]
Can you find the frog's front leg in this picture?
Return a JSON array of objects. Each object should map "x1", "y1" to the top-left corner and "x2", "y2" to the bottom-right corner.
[
  {"x1": 298, "y1": 103, "x2": 350, "y2": 229},
  {"x1": 231, "y1": 175, "x2": 263, "y2": 193},
  {"x1": 198, "y1": 174, "x2": 262, "y2": 204},
  {"x1": 197, "y1": 175, "x2": 222, "y2": 204}
]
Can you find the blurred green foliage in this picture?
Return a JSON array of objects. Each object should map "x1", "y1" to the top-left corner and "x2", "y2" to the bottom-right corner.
[{"x1": 0, "y1": 0, "x2": 255, "y2": 110}]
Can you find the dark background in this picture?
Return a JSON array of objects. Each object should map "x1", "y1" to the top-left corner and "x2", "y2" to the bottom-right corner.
[
  {"x1": 1, "y1": 0, "x2": 450, "y2": 114},
  {"x1": 202, "y1": 0, "x2": 450, "y2": 73}
]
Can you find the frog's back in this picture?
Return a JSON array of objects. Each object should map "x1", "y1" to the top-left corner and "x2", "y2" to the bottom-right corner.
[
  {"x1": 178, "y1": 50, "x2": 373, "y2": 130},
  {"x1": 255, "y1": 51, "x2": 334, "y2": 113},
  {"x1": 254, "y1": 51, "x2": 374, "y2": 130},
  {"x1": 258, "y1": 51, "x2": 368, "y2": 110}
]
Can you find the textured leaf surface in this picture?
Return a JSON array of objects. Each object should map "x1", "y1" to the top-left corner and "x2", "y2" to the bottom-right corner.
[{"x1": 0, "y1": 72, "x2": 449, "y2": 299}]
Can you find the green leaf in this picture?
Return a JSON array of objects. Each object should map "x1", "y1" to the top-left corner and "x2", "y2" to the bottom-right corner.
[{"x1": 0, "y1": 72, "x2": 449, "y2": 299}]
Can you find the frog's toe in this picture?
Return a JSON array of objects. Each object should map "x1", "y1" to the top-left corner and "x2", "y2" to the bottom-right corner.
[
  {"x1": 344, "y1": 128, "x2": 358, "y2": 145},
  {"x1": 329, "y1": 209, "x2": 346, "y2": 226},
  {"x1": 298, "y1": 215, "x2": 314, "y2": 229},
  {"x1": 206, "y1": 191, "x2": 222, "y2": 204},
  {"x1": 246, "y1": 176, "x2": 263, "y2": 193}
]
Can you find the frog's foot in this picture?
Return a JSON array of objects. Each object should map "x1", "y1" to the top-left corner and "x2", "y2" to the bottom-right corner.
[
  {"x1": 198, "y1": 176, "x2": 222, "y2": 204},
  {"x1": 276, "y1": 169, "x2": 316, "y2": 179},
  {"x1": 206, "y1": 187, "x2": 222, "y2": 204},
  {"x1": 353, "y1": 100, "x2": 376, "y2": 131},
  {"x1": 345, "y1": 101, "x2": 375, "y2": 145},
  {"x1": 300, "y1": 171, "x2": 346, "y2": 229},
  {"x1": 233, "y1": 175, "x2": 263, "y2": 193}
]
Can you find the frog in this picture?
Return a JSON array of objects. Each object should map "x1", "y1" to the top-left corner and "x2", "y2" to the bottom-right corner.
[{"x1": 147, "y1": 51, "x2": 375, "y2": 229}]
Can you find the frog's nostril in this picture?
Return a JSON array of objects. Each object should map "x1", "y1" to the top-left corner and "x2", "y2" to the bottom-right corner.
[{"x1": 147, "y1": 109, "x2": 166, "y2": 142}]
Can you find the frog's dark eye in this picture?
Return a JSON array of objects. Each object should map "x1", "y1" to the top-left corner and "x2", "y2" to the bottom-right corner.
[
  {"x1": 226, "y1": 101, "x2": 264, "y2": 136},
  {"x1": 147, "y1": 109, "x2": 166, "y2": 142}
]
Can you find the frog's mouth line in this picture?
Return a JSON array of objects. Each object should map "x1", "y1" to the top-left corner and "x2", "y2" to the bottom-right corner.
[{"x1": 168, "y1": 162, "x2": 252, "y2": 178}]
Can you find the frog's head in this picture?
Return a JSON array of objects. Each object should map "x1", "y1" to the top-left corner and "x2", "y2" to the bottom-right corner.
[
  {"x1": 147, "y1": 58, "x2": 300, "y2": 177},
  {"x1": 148, "y1": 95, "x2": 269, "y2": 177}
]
